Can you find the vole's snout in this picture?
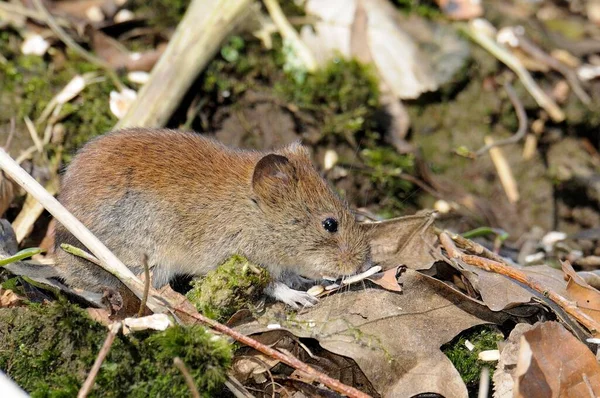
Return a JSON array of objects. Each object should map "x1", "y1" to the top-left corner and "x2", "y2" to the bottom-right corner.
[{"x1": 336, "y1": 242, "x2": 372, "y2": 276}]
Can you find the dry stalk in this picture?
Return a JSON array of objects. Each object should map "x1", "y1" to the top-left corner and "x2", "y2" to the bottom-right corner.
[
  {"x1": 30, "y1": 0, "x2": 124, "y2": 91},
  {"x1": 439, "y1": 231, "x2": 600, "y2": 336},
  {"x1": 484, "y1": 136, "x2": 520, "y2": 203},
  {"x1": 475, "y1": 83, "x2": 528, "y2": 156},
  {"x1": 116, "y1": 0, "x2": 252, "y2": 128},
  {"x1": 462, "y1": 20, "x2": 565, "y2": 122},
  {"x1": 78, "y1": 322, "x2": 122, "y2": 398},
  {"x1": 138, "y1": 254, "x2": 151, "y2": 318},
  {"x1": 173, "y1": 357, "x2": 200, "y2": 398}
]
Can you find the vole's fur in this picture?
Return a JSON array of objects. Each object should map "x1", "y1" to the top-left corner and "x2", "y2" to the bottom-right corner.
[{"x1": 54, "y1": 128, "x2": 371, "y2": 307}]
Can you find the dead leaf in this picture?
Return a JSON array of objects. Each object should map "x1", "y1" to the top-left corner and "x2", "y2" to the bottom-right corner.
[
  {"x1": 435, "y1": 0, "x2": 483, "y2": 20},
  {"x1": 360, "y1": 212, "x2": 439, "y2": 271},
  {"x1": 0, "y1": 288, "x2": 23, "y2": 308},
  {"x1": 90, "y1": 29, "x2": 166, "y2": 71},
  {"x1": 86, "y1": 308, "x2": 112, "y2": 326},
  {"x1": 237, "y1": 269, "x2": 509, "y2": 397},
  {"x1": 562, "y1": 260, "x2": 600, "y2": 322},
  {"x1": 0, "y1": 173, "x2": 15, "y2": 217},
  {"x1": 302, "y1": 0, "x2": 438, "y2": 99},
  {"x1": 366, "y1": 265, "x2": 403, "y2": 292},
  {"x1": 513, "y1": 321, "x2": 600, "y2": 398},
  {"x1": 451, "y1": 260, "x2": 569, "y2": 311},
  {"x1": 493, "y1": 323, "x2": 536, "y2": 398}
]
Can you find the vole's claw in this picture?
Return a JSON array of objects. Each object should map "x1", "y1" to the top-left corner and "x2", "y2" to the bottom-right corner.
[{"x1": 266, "y1": 281, "x2": 319, "y2": 309}]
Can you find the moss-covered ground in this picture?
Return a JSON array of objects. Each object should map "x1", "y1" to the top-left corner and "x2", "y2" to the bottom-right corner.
[{"x1": 0, "y1": 301, "x2": 232, "y2": 397}]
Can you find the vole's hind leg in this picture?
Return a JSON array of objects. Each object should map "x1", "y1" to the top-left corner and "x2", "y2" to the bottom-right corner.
[{"x1": 264, "y1": 280, "x2": 319, "y2": 309}]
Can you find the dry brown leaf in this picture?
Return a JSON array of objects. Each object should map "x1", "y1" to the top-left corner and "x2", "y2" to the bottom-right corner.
[
  {"x1": 365, "y1": 265, "x2": 403, "y2": 292},
  {"x1": 302, "y1": 0, "x2": 438, "y2": 99},
  {"x1": 360, "y1": 212, "x2": 439, "y2": 271},
  {"x1": 0, "y1": 288, "x2": 23, "y2": 308},
  {"x1": 86, "y1": 307, "x2": 112, "y2": 326},
  {"x1": 435, "y1": 0, "x2": 483, "y2": 20},
  {"x1": 237, "y1": 269, "x2": 509, "y2": 397},
  {"x1": 90, "y1": 29, "x2": 166, "y2": 71},
  {"x1": 0, "y1": 172, "x2": 15, "y2": 217},
  {"x1": 493, "y1": 323, "x2": 536, "y2": 398},
  {"x1": 513, "y1": 321, "x2": 600, "y2": 398},
  {"x1": 453, "y1": 261, "x2": 569, "y2": 311},
  {"x1": 562, "y1": 260, "x2": 600, "y2": 322}
]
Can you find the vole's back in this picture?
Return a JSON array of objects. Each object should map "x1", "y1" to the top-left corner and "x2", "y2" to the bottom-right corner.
[{"x1": 55, "y1": 128, "x2": 260, "y2": 290}]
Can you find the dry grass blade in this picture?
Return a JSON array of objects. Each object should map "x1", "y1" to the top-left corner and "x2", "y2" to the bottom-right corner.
[
  {"x1": 78, "y1": 322, "x2": 122, "y2": 398},
  {"x1": 173, "y1": 357, "x2": 201, "y2": 398},
  {"x1": 462, "y1": 19, "x2": 565, "y2": 122},
  {"x1": 485, "y1": 136, "x2": 520, "y2": 203},
  {"x1": 476, "y1": 83, "x2": 528, "y2": 156}
]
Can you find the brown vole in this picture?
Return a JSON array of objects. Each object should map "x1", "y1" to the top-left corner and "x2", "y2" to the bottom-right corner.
[{"x1": 54, "y1": 128, "x2": 371, "y2": 308}]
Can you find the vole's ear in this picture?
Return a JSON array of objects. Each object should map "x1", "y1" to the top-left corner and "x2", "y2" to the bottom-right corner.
[{"x1": 252, "y1": 154, "x2": 297, "y2": 201}]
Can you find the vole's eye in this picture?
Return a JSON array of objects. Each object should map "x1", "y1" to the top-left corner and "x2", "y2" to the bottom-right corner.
[{"x1": 322, "y1": 217, "x2": 338, "y2": 233}]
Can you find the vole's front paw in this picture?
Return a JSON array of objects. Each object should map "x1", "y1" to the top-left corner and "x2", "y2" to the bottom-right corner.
[{"x1": 266, "y1": 281, "x2": 319, "y2": 309}]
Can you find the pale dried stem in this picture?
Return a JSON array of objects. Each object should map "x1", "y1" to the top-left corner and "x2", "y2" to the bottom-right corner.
[
  {"x1": 173, "y1": 357, "x2": 200, "y2": 398},
  {"x1": 31, "y1": 0, "x2": 124, "y2": 91},
  {"x1": 262, "y1": 0, "x2": 317, "y2": 72},
  {"x1": 462, "y1": 21, "x2": 565, "y2": 122},
  {"x1": 116, "y1": 0, "x2": 252, "y2": 128},
  {"x1": 78, "y1": 322, "x2": 122, "y2": 398}
]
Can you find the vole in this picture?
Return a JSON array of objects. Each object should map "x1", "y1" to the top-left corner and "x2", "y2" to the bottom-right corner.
[{"x1": 54, "y1": 128, "x2": 372, "y2": 308}]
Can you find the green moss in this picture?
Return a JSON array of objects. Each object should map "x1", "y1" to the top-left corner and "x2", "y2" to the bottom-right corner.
[
  {"x1": 360, "y1": 147, "x2": 415, "y2": 210},
  {"x1": 0, "y1": 301, "x2": 232, "y2": 397},
  {"x1": 392, "y1": 0, "x2": 442, "y2": 18},
  {"x1": 0, "y1": 32, "x2": 118, "y2": 162},
  {"x1": 186, "y1": 255, "x2": 270, "y2": 322},
  {"x1": 277, "y1": 58, "x2": 380, "y2": 143},
  {"x1": 442, "y1": 326, "x2": 503, "y2": 389},
  {"x1": 130, "y1": 0, "x2": 190, "y2": 29},
  {"x1": 200, "y1": 36, "x2": 381, "y2": 145}
]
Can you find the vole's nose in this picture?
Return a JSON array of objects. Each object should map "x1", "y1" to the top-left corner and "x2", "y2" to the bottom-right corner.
[{"x1": 359, "y1": 255, "x2": 373, "y2": 272}]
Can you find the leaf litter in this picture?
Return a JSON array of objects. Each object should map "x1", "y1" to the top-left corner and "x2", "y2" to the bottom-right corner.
[{"x1": 2, "y1": 0, "x2": 600, "y2": 396}]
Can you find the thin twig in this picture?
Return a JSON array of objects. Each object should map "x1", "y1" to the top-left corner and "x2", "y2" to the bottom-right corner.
[
  {"x1": 476, "y1": 83, "x2": 528, "y2": 156},
  {"x1": 30, "y1": 0, "x2": 124, "y2": 91},
  {"x1": 439, "y1": 231, "x2": 600, "y2": 336},
  {"x1": 173, "y1": 357, "x2": 201, "y2": 398},
  {"x1": 78, "y1": 322, "x2": 122, "y2": 398},
  {"x1": 4, "y1": 119, "x2": 15, "y2": 150},
  {"x1": 58, "y1": 244, "x2": 369, "y2": 397},
  {"x1": 461, "y1": 20, "x2": 564, "y2": 122},
  {"x1": 23, "y1": 117, "x2": 43, "y2": 154},
  {"x1": 174, "y1": 307, "x2": 371, "y2": 398},
  {"x1": 138, "y1": 254, "x2": 150, "y2": 318},
  {"x1": 0, "y1": 1, "x2": 71, "y2": 28},
  {"x1": 501, "y1": 27, "x2": 591, "y2": 105}
]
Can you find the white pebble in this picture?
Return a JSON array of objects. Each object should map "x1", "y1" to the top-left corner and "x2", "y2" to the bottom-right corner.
[
  {"x1": 323, "y1": 150, "x2": 338, "y2": 171},
  {"x1": 478, "y1": 349, "x2": 500, "y2": 362},
  {"x1": 21, "y1": 34, "x2": 50, "y2": 56},
  {"x1": 109, "y1": 88, "x2": 137, "y2": 119}
]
